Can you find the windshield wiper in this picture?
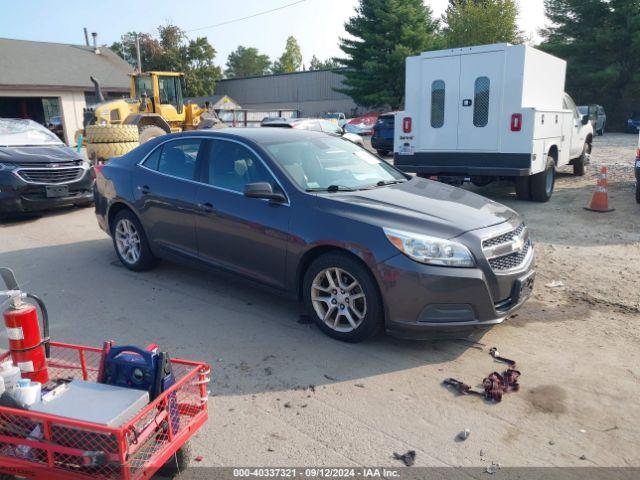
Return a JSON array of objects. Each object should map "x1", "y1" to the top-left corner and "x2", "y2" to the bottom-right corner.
[
  {"x1": 372, "y1": 179, "x2": 407, "y2": 188},
  {"x1": 306, "y1": 185, "x2": 358, "y2": 192}
]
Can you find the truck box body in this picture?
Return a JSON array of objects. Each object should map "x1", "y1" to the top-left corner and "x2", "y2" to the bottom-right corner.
[{"x1": 394, "y1": 44, "x2": 588, "y2": 178}]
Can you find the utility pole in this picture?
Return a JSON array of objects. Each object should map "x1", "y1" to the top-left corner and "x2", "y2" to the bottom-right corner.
[{"x1": 135, "y1": 33, "x2": 142, "y2": 73}]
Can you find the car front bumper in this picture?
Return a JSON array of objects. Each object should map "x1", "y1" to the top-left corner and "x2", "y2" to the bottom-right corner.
[
  {"x1": 0, "y1": 168, "x2": 94, "y2": 215},
  {"x1": 374, "y1": 231, "x2": 535, "y2": 340}
]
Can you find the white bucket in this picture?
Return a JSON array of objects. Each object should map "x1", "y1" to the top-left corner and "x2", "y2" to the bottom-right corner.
[
  {"x1": 13, "y1": 379, "x2": 41, "y2": 406},
  {"x1": 0, "y1": 361, "x2": 21, "y2": 392}
]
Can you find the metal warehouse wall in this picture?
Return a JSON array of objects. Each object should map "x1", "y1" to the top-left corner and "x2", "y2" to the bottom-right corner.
[{"x1": 214, "y1": 70, "x2": 362, "y2": 117}]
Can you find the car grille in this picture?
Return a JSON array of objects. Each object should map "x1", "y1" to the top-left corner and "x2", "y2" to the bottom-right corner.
[
  {"x1": 488, "y1": 239, "x2": 532, "y2": 271},
  {"x1": 482, "y1": 223, "x2": 525, "y2": 249},
  {"x1": 482, "y1": 224, "x2": 532, "y2": 273},
  {"x1": 16, "y1": 167, "x2": 84, "y2": 184},
  {"x1": 13, "y1": 160, "x2": 83, "y2": 168}
]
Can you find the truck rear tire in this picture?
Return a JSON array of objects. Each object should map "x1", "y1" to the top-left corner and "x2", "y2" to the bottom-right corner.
[
  {"x1": 139, "y1": 125, "x2": 167, "y2": 144},
  {"x1": 530, "y1": 157, "x2": 555, "y2": 202},
  {"x1": 515, "y1": 176, "x2": 531, "y2": 200}
]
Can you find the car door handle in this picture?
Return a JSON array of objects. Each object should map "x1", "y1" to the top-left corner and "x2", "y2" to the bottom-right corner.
[
  {"x1": 138, "y1": 185, "x2": 150, "y2": 195},
  {"x1": 198, "y1": 202, "x2": 214, "y2": 213}
]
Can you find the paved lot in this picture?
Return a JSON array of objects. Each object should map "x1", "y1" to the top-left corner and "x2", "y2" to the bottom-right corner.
[{"x1": 1, "y1": 134, "x2": 639, "y2": 471}]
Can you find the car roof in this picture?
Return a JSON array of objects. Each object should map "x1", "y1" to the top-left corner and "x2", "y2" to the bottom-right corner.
[{"x1": 154, "y1": 127, "x2": 333, "y2": 145}]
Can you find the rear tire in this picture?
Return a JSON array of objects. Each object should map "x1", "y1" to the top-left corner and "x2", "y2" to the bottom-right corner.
[
  {"x1": 515, "y1": 176, "x2": 531, "y2": 200},
  {"x1": 530, "y1": 156, "x2": 555, "y2": 202},
  {"x1": 470, "y1": 175, "x2": 493, "y2": 187},
  {"x1": 303, "y1": 252, "x2": 383, "y2": 343},
  {"x1": 376, "y1": 150, "x2": 389, "y2": 157},
  {"x1": 111, "y1": 209, "x2": 157, "y2": 271},
  {"x1": 138, "y1": 125, "x2": 167, "y2": 144}
]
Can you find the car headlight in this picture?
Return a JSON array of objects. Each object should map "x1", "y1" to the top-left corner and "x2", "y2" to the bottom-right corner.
[{"x1": 383, "y1": 227, "x2": 476, "y2": 267}]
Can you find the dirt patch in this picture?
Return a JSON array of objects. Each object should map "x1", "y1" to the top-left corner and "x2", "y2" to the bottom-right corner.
[{"x1": 527, "y1": 385, "x2": 568, "y2": 414}]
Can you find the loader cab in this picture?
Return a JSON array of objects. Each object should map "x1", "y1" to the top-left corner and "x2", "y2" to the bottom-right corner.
[{"x1": 130, "y1": 72, "x2": 186, "y2": 122}]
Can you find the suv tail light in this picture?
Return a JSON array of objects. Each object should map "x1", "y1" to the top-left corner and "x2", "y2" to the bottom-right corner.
[
  {"x1": 511, "y1": 114, "x2": 522, "y2": 132},
  {"x1": 402, "y1": 117, "x2": 412, "y2": 133}
]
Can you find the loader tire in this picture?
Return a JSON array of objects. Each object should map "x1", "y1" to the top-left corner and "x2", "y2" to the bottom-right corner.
[
  {"x1": 87, "y1": 141, "x2": 139, "y2": 161},
  {"x1": 138, "y1": 125, "x2": 167, "y2": 144},
  {"x1": 85, "y1": 124, "x2": 139, "y2": 143}
]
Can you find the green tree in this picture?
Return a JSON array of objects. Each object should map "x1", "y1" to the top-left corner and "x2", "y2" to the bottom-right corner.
[
  {"x1": 540, "y1": 0, "x2": 640, "y2": 128},
  {"x1": 272, "y1": 36, "x2": 303, "y2": 73},
  {"x1": 110, "y1": 24, "x2": 222, "y2": 97},
  {"x1": 309, "y1": 55, "x2": 339, "y2": 71},
  {"x1": 336, "y1": 0, "x2": 440, "y2": 109},
  {"x1": 225, "y1": 46, "x2": 272, "y2": 78},
  {"x1": 443, "y1": 0, "x2": 522, "y2": 48}
]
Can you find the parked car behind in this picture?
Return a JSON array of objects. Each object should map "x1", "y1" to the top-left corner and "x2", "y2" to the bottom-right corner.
[
  {"x1": 261, "y1": 118, "x2": 364, "y2": 147},
  {"x1": 627, "y1": 112, "x2": 640, "y2": 133},
  {"x1": 578, "y1": 105, "x2": 606, "y2": 136},
  {"x1": 371, "y1": 112, "x2": 396, "y2": 156},
  {"x1": 0, "y1": 119, "x2": 93, "y2": 216},
  {"x1": 95, "y1": 128, "x2": 535, "y2": 342}
]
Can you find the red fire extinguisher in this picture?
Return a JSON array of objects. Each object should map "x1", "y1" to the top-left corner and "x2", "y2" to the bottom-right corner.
[{"x1": 1, "y1": 268, "x2": 50, "y2": 384}]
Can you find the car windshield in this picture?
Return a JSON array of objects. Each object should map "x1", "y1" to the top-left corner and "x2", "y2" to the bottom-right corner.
[
  {"x1": 264, "y1": 136, "x2": 406, "y2": 191},
  {"x1": 0, "y1": 119, "x2": 64, "y2": 147}
]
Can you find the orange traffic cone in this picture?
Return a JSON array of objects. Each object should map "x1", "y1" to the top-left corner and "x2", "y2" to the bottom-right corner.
[{"x1": 584, "y1": 166, "x2": 615, "y2": 212}]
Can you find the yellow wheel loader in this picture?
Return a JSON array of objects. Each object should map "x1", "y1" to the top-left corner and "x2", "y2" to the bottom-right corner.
[{"x1": 80, "y1": 72, "x2": 223, "y2": 162}]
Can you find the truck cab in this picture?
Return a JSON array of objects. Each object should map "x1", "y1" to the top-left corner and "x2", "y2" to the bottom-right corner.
[{"x1": 394, "y1": 43, "x2": 593, "y2": 202}]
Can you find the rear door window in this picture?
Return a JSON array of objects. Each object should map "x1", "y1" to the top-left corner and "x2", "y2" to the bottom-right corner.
[
  {"x1": 142, "y1": 147, "x2": 162, "y2": 170},
  {"x1": 473, "y1": 77, "x2": 490, "y2": 127},
  {"x1": 431, "y1": 80, "x2": 445, "y2": 128},
  {"x1": 157, "y1": 139, "x2": 202, "y2": 181}
]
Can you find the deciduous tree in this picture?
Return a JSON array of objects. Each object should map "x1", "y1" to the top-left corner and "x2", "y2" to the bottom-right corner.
[
  {"x1": 272, "y1": 36, "x2": 303, "y2": 73},
  {"x1": 225, "y1": 46, "x2": 272, "y2": 78}
]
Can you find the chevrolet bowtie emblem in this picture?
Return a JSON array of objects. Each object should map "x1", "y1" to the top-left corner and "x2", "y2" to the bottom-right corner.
[{"x1": 511, "y1": 235, "x2": 525, "y2": 253}]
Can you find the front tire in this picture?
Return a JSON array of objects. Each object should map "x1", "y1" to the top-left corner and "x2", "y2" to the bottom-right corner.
[
  {"x1": 573, "y1": 143, "x2": 591, "y2": 176},
  {"x1": 112, "y1": 209, "x2": 157, "y2": 271},
  {"x1": 303, "y1": 253, "x2": 383, "y2": 343},
  {"x1": 530, "y1": 156, "x2": 555, "y2": 202}
]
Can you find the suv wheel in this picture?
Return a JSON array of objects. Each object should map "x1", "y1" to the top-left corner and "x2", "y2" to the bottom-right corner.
[
  {"x1": 112, "y1": 209, "x2": 157, "y2": 271},
  {"x1": 303, "y1": 253, "x2": 383, "y2": 342},
  {"x1": 530, "y1": 156, "x2": 555, "y2": 202}
]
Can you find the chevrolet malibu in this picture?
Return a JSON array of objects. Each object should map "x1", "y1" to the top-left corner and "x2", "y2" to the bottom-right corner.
[{"x1": 94, "y1": 128, "x2": 535, "y2": 342}]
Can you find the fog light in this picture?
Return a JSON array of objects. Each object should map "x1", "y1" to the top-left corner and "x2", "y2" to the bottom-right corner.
[{"x1": 418, "y1": 304, "x2": 475, "y2": 323}]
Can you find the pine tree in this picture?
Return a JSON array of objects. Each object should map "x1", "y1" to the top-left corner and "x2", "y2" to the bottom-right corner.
[{"x1": 336, "y1": 0, "x2": 439, "y2": 109}]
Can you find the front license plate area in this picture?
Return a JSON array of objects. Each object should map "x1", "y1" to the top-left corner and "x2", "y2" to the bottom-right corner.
[
  {"x1": 513, "y1": 270, "x2": 535, "y2": 304},
  {"x1": 45, "y1": 185, "x2": 69, "y2": 198}
]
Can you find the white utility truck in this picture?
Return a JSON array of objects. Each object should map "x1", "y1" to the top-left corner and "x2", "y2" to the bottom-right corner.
[{"x1": 394, "y1": 43, "x2": 593, "y2": 201}]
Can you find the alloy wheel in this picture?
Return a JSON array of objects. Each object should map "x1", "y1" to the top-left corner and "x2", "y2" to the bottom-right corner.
[
  {"x1": 115, "y1": 219, "x2": 141, "y2": 265},
  {"x1": 311, "y1": 267, "x2": 367, "y2": 333}
]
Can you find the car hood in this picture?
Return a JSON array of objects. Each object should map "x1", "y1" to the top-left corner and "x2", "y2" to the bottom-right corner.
[
  {"x1": 318, "y1": 177, "x2": 516, "y2": 239},
  {"x1": 0, "y1": 145, "x2": 82, "y2": 165}
]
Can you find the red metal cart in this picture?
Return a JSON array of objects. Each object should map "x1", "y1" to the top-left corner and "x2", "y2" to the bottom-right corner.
[{"x1": 0, "y1": 341, "x2": 210, "y2": 479}]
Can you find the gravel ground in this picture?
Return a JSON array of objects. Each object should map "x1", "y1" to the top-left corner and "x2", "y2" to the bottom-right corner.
[{"x1": 0, "y1": 133, "x2": 638, "y2": 473}]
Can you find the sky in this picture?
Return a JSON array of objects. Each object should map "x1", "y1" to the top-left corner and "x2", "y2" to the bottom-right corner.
[{"x1": 0, "y1": 0, "x2": 547, "y2": 69}]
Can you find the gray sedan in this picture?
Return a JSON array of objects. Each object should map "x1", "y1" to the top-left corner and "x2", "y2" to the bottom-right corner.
[{"x1": 94, "y1": 128, "x2": 535, "y2": 342}]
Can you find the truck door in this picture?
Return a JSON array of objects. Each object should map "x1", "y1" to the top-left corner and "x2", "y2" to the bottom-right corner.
[
  {"x1": 563, "y1": 93, "x2": 586, "y2": 158},
  {"x1": 458, "y1": 51, "x2": 504, "y2": 151},
  {"x1": 419, "y1": 55, "x2": 460, "y2": 151}
]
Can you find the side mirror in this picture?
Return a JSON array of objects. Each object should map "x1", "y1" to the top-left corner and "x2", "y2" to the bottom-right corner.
[
  {"x1": 581, "y1": 114, "x2": 590, "y2": 125},
  {"x1": 243, "y1": 182, "x2": 286, "y2": 202}
]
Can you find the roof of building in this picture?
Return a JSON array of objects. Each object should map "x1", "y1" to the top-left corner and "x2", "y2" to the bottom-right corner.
[
  {"x1": 217, "y1": 67, "x2": 347, "y2": 83},
  {"x1": 0, "y1": 38, "x2": 133, "y2": 90}
]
